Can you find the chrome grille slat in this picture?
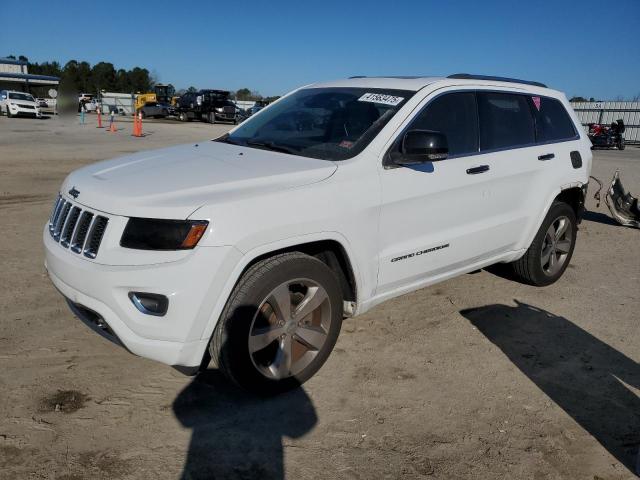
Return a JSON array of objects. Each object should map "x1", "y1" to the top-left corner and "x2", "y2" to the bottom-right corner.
[
  {"x1": 48, "y1": 196, "x2": 108, "y2": 259},
  {"x1": 49, "y1": 196, "x2": 65, "y2": 233},
  {"x1": 60, "y1": 206, "x2": 81, "y2": 247},
  {"x1": 84, "y1": 216, "x2": 108, "y2": 259},
  {"x1": 49, "y1": 195, "x2": 62, "y2": 225},
  {"x1": 71, "y1": 211, "x2": 94, "y2": 253},
  {"x1": 53, "y1": 202, "x2": 72, "y2": 240}
]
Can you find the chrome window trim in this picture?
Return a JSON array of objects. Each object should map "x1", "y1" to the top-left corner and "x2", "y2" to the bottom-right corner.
[{"x1": 383, "y1": 88, "x2": 581, "y2": 168}]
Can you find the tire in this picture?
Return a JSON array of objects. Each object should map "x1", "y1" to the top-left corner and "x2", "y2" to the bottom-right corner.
[
  {"x1": 510, "y1": 201, "x2": 577, "y2": 286},
  {"x1": 179, "y1": 112, "x2": 189, "y2": 122},
  {"x1": 140, "y1": 111, "x2": 146, "y2": 119},
  {"x1": 209, "y1": 252, "x2": 343, "y2": 394},
  {"x1": 207, "y1": 112, "x2": 215, "y2": 124},
  {"x1": 6, "y1": 106, "x2": 12, "y2": 118},
  {"x1": 618, "y1": 138, "x2": 625, "y2": 150}
]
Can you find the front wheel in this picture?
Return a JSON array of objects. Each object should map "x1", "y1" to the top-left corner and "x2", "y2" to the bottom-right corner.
[
  {"x1": 510, "y1": 201, "x2": 577, "y2": 286},
  {"x1": 209, "y1": 252, "x2": 343, "y2": 394},
  {"x1": 6, "y1": 106, "x2": 12, "y2": 118}
]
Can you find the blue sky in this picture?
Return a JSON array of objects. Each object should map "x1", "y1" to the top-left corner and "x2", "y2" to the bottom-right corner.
[{"x1": 2, "y1": 0, "x2": 639, "y2": 99}]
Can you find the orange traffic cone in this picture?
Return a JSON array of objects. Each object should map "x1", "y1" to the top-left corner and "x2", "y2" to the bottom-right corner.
[
  {"x1": 137, "y1": 112, "x2": 143, "y2": 137},
  {"x1": 108, "y1": 115, "x2": 116, "y2": 132},
  {"x1": 132, "y1": 112, "x2": 139, "y2": 136},
  {"x1": 96, "y1": 110, "x2": 103, "y2": 128}
]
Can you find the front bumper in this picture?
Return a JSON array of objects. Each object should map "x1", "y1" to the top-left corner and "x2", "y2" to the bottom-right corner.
[
  {"x1": 44, "y1": 225, "x2": 242, "y2": 367},
  {"x1": 8, "y1": 105, "x2": 41, "y2": 117}
]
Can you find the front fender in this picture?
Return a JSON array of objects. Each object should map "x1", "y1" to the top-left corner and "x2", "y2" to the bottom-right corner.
[{"x1": 196, "y1": 231, "x2": 363, "y2": 345}]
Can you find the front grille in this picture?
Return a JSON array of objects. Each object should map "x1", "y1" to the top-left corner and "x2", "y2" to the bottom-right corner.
[
  {"x1": 48, "y1": 195, "x2": 109, "y2": 259},
  {"x1": 17, "y1": 104, "x2": 35, "y2": 109}
]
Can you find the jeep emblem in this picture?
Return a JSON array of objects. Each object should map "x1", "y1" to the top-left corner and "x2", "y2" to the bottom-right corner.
[{"x1": 68, "y1": 187, "x2": 80, "y2": 199}]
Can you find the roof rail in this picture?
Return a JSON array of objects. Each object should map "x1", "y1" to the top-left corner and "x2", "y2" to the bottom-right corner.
[{"x1": 447, "y1": 73, "x2": 547, "y2": 88}]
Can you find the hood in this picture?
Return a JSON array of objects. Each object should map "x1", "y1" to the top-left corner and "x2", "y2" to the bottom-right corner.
[{"x1": 61, "y1": 141, "x2": 337, "y2": 219}]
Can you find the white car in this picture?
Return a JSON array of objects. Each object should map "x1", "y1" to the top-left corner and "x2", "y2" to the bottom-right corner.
[
  {"x1": 44, "y1": 74, "x2": 592, "y2": 393},
  {"x1": 0, "y1": 90, "x2": 42, "y2": 118}
]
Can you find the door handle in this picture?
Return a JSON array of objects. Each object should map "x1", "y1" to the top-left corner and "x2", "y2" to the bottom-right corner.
[
  {"x1": 466, "y1": 165, "x2": 490, "y2": 175},
  {"x1": 538, "y1": 153, "x2": 555, "y2": 161}
]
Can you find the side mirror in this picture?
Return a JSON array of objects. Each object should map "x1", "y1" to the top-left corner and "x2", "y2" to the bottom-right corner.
[{"x1": 396, "y1": 130, "x2": 448, "y2": 165}]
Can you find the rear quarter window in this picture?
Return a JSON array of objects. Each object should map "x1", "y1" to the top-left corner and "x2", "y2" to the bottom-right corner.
[
  {"x1": 530, "y1": 96, "x2": 577, "y2": 142},
  {"x1": 478, "y1": 92, "x2": 535, "y2": 151}
]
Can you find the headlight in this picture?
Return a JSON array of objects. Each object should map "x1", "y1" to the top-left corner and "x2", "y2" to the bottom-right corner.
[{"x1": 120, "y1": 218, "x2": 209, "y2": 250}]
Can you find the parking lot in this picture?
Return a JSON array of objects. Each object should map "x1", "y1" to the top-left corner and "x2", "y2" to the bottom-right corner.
[{"x1": 0, "y1": 114, "x2": 638, "y2": 479}]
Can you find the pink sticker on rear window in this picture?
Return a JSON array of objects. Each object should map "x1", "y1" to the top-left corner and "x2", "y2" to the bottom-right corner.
[{"x1": 532, "y1": 96, "x2": 541, "y2": 111}]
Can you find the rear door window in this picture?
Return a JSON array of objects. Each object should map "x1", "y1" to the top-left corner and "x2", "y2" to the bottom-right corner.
[
  {"x1": 530, "y1": 96, "x2": 577, "y2": 142},
  {"x1": 478, "y1": 92, "x2": 535, "y2": 151},
  {"x1": 408, "y1": 92, "x2": 479, "y2": 157}
]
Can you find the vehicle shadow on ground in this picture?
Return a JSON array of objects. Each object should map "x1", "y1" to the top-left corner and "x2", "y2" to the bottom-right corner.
[
  {"x1": 460, "y1": 300, "x2": 640, "y2": 477},
  {"x1": 173, "y1": 370, "x2": 317, "y2": 480},
  {"x1": 582, "y1": 210, "x2": 621, "y2": 227}
]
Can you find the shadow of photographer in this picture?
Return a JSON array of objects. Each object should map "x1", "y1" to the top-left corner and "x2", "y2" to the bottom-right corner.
[
  {"x1": 173, "y1": 369, "x2": 317, "y2": 480},
  {"x1": 461, "y1": 300, "x2": 639, "y2": 476}
]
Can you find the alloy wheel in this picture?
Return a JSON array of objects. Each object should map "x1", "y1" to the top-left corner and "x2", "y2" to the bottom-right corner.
[
  {"x1": 540, "y1": 215, "x2": 573, "y2": 276},
  {"x1": 248, "y1": 278, "x2": 332, "y2": 380}
]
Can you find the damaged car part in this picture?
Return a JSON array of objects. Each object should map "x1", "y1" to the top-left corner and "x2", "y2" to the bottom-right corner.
[{"x1": 605, "y1": 170, "x2": 640, "y2": 228}]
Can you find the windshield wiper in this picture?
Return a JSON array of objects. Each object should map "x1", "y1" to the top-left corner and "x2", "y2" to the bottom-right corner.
[{"x1": 245, "y1": 139, "x2": 298, "y2": 155}]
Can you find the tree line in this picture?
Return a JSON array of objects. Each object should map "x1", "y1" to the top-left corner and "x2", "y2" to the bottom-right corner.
[{"x1": 6, "y1": 54, "x2": 280, "y2": 101}]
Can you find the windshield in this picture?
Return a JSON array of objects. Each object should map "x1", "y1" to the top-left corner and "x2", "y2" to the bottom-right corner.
[
  {"x1": 9, "y1": 92, "x2": 35, "y2": 102},
  {"x1": 219, "y1": 87, "x2": 414, "y2": 161}
]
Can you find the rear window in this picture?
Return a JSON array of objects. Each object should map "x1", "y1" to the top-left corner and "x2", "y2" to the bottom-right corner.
[
  {"x1": 478, "y1": 93, "x2": 535, "y2": 151},
  {"x1": 530, "y1": 96, "x2": 576, "y2": 142}
]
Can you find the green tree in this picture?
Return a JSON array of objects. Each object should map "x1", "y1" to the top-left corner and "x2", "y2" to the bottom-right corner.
[
  {"x1": 61, "y1": 60, "x2": 81, "y2": 91},
  {"x1": 29, "y1": 61, "x2": 62, "y2": 77},
  {"x1": 186, "y1": 86, "x2": 198, "y2": 93},
  {"x1": 128, "y1": 67, "x2": 153, "y2": 92},
  {"x1": 90, "y1": 62, "x2": 117, "y2": 92},
  {"x1": 114, "y1": 69, "x2": 130, "y2": 92},
  {"x1": 236, "y1": 88, "x2": 252, "y2": 100}
]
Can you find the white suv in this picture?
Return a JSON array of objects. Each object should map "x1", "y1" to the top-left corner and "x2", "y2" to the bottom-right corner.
[
  {"x1": 44, "y1": 75, "x2": 591, "y2": 393},
  {"x1": 0, "y1": 90, "x2": 42, "y2": 118}
]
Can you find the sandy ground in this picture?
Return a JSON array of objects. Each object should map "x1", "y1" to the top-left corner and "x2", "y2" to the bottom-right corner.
[{"x1": 0, "y1": 113, "x2": 638, "y2": 480}]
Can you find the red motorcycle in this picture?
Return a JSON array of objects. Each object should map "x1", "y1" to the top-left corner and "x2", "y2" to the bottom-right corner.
[{"x1": 588, "y1": 119, "x2": 626, "y2": 150}]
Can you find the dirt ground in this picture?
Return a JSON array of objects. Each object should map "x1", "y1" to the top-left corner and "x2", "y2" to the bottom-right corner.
[{"x1": 1, "y1": 113, "x2": 638, "y2": 480}]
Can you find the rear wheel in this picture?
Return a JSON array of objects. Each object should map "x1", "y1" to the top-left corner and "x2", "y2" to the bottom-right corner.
[
  {"x1": 209, "y1": 252, "x2": 343, "y2": 394},
  {"x1": 207, "y1": 112, "x2": 216, "y2": 124},
  {"x1": 510, "y1": 201, "x2": 577, "y2": 286}
]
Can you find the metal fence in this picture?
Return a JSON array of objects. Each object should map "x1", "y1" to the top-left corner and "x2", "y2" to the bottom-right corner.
[{"x1": 570, "y1": 101, "x2": 640, "y2": 144}]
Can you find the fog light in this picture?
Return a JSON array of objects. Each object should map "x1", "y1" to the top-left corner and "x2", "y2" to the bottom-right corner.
[{"x1": 129, "y1": 292, "x2": 168, "y2": 316}]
